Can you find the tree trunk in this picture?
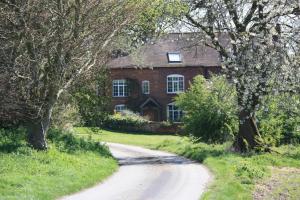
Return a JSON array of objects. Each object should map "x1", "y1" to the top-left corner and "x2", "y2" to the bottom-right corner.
[
  {"x1": 27, "y1": 120, "x2": 49, "y2": 150},
  {"x1": 233, "y1": 110, "x2": 260, "y2": 152},
  {"x1": 27, "y1": 91, "x2": 57, "y2": 150}
]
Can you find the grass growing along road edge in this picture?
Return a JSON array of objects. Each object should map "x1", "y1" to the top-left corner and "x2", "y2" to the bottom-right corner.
[
  {"x1": 0, "y1": 128, "x2": 118, "y2": 200},
  {"x1": 74, "y1": 127, "x2": 300, "y2": 200}
]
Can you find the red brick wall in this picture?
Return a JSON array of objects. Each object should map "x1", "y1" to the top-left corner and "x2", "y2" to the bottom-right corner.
[{"x1": 110, "y1": 66, "x2": 220, "y2": 121}]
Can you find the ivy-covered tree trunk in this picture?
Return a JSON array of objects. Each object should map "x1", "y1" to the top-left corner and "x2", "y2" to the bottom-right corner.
[{"x1": 234, "y1": 110, "x2": 260, "y2": 152}]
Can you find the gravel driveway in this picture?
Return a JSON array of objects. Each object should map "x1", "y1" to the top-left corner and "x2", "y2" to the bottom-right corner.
[{"x1": 60, "y1": 143, "x2": 212, "y2": 200}]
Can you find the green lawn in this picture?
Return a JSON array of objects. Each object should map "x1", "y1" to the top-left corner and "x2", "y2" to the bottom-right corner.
[
  {"x1": 74, "y1": 127, "x2": 300, "y2": 200},
  {"x1": 75, "y1": 127, "x2": 181, "y2": 148},
  {"x1": 0, "y1": 128, "x2": 118, "y2": 200}
]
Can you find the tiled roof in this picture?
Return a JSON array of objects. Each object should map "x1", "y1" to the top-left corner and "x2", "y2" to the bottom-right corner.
[{"x1": 108, "y1": 33, "x2": 227, "y2": 69}]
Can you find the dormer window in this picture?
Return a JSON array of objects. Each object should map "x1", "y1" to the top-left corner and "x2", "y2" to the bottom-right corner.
[{"x1": 167, "y1": 52, "x2": 182, "y2": 63}]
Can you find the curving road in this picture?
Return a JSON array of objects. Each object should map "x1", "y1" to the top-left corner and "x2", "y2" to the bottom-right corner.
[{"x1": 60, "y1": 143, "x2": 212, "y2": 200}]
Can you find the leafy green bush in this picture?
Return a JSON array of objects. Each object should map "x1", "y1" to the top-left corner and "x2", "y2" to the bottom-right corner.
[
  {"x1": 257, "y1": 93, "x2": 300, "y2": 146},
  {"x1": 0, "y1": 128, "x2": 27, "y2": 153},
  {"x1": 104, "y1": 110, "x2": 149, "y2": 131},
  {"x1": 73, "y1": 68, "x2": 112, "y2": 127},
  {"x1": 176, "y1": 75, "x2": 238, "y2": 143}
]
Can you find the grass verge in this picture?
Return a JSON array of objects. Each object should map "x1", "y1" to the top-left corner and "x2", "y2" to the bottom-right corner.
[
  {"x1": 74, "y1": 127, "x2": 300, "y2": 200},
  {"x1": 0, "y1": 128, "x2": 118, "y2": 200}
]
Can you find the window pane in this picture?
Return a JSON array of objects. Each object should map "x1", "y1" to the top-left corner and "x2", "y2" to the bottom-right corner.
[
  {"x1": 142, "y1": 81, "x2": 149, "y2": 94},
  {"x1": 168, "y1": 81, "x2": 173, "y2": 92},
  {"x1": 168, "y1": 111, "x2": 173, "y2": 120},
  {"x1": 174, "y1": 81, "x2": 179, "y2": 92},
  {"x1": 119, "y1": 86, "x2": 124, "y2": 96},
  {"x1": 124, "y1": 86, "x2": 128, "y2": 96},
  {"x1": 179, "y1": 80, "x2": 183, "y2": 91},
  {"x1": 174, "y1": 111, "x2": 179, "y2": 121},
  {"x1": 113, "y1": 86, "x2": 118, "y2": 96}
]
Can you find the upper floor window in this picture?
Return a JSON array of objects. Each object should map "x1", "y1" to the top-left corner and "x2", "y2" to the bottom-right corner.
[
  {"x1": 115, "y1": 104, "x2": 127, "y2": 113},
  {"x1": 113, "y1": 79, "x2": 128, "y2": 97},
  {"x1": 167, "y1": 74, "x2": 184, "y2": 93},
  {"x1": 167, "y1": 103, "x2": 183, "y2": 122},
  {"x1": 142, "y1": 80, "x2": 150, "y2": 94},
  {"x1": 167, "y1": 52, "x2": 182, "y2": 63}
]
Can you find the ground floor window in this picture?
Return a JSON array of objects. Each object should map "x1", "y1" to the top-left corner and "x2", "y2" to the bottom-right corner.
[
  {"x1": 115, "y1": 104, "x2": 127, "y2": 113},
  {"x1": 167, "y1": 103, "x2": 183, "y2": 122}
]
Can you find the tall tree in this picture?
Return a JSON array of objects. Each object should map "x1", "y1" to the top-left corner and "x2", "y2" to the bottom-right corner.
[
  {"x1": 181, "y1": 0, "x2": 300, "y2": 151},
  {"x1": 0, "y1": 0, "x2": 155, "y2": 149}
]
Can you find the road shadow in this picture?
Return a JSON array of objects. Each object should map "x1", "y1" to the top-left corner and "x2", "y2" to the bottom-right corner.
[{"x1": 116, "y1": 155, "x2": 195, "y2": 166}]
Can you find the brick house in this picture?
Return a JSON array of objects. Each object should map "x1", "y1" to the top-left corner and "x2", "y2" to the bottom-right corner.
[{"x1": 108, "y1": 33, "x2": 222, "y2": 122}]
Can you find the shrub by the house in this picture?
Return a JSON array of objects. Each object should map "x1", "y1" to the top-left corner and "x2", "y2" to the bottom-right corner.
[
  {"x1": 176, "y1": 75, "x2": 238, "y2": 143},
  {"x1": 104, "y1": 110, "x2": 149, "y2": 131}
]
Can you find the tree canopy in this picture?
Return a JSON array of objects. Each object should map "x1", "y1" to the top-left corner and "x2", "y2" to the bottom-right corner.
[{"x1": 178, "y1": 0, "x2": 300, "y2": 151}]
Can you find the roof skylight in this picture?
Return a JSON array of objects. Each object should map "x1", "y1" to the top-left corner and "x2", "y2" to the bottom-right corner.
[{"x1": 167, "y1": 52, "x2": 182, "y2": 63}]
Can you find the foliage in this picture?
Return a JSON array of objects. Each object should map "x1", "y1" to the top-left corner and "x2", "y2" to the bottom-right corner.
[
  {"x1": 51, "y1": 92, "x2": 82, "y2": 129},
  {"x1": 256, "y1": 93, "x2": 300, "y2": 147},
  {"x1": 0, "y1": 128, "x2": 117, "y2": 200},
  {"x1": 47, "y1": 129, "x2": 112, "y2": 156},
  {"x1": 0, "y1": 128, "x2": 27, "y2": 153},
  {"x1": 180, "y1": 0, "x2": 300, "y2": 151},
  {"x1": 104, "y1": 110, "x2": 149, "y2": 131},
  {"x1": 73, "y1": 67, "x2": 111, "y2": 127},
  {"x1": 0, "y1": 0, "x2": 161, "y2": 149},
  {"x1": 176, "y1": 75, "x2": 238, "y2": 143},
  {"x1": 80, "y1": 128, "x2": 300, "y2": 200},
  {"x1": 117, "y1": 0, "x2": 187, "y2": 49},
  {"x1": 0, "y1": 127, "x2": 112, "y2": 156}
]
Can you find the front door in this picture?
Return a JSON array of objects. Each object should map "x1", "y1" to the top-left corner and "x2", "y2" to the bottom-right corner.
[{"x1": 143, "y1": 107, "x2": 159, "y2": 121}]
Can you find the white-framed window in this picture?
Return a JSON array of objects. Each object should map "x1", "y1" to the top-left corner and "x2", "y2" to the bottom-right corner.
[
  {"x1": 115, "y1": 104, "x2": 127, "y2": 112},
  {"x1": 113, "y1": 79, "x2": 129, "y2": 97},
  {"x1": 167, "y1": 103, "x2": 183, "y2": 122},
  {"x1": 167, "y1": 52, "x2": 182, "y2": 63},
  {"x1": 142, "y1": 80, "x2": 150, "y2": 94},
  {"x1": 167, "y1": 74, "x2": 184, "y2": 93}
]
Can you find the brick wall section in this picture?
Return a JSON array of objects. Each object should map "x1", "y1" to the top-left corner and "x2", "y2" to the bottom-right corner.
[{"x1": 110, "y1": 66, "x2": 220, "y2": 121}]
